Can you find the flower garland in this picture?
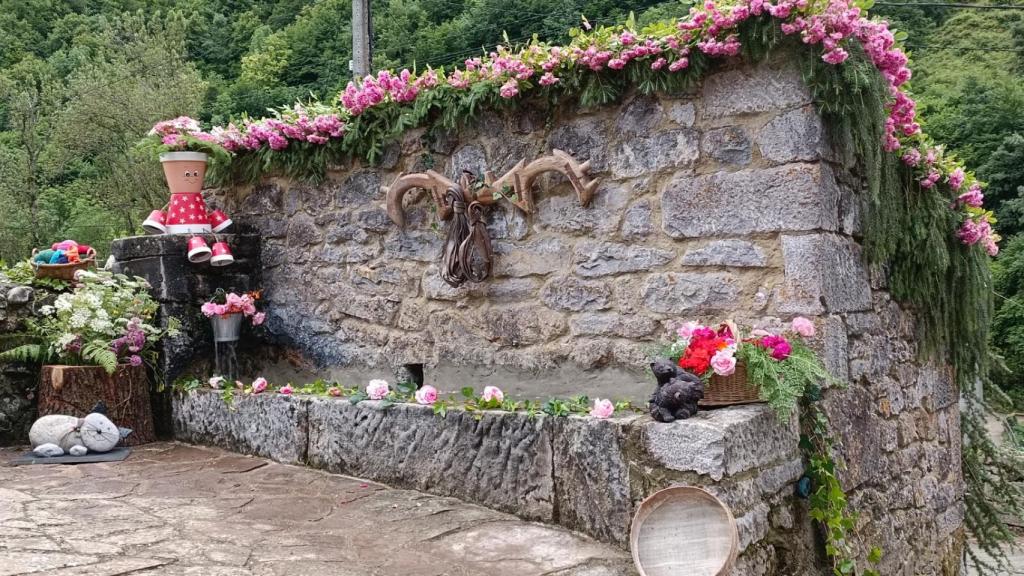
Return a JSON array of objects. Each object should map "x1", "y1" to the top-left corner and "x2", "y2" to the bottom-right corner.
[
  {"x1": 176, "y1": 376, "x2": 634, "y2": 420},
  {"x1": 147, "y1": 0, "x2": 998, "y2": 254}
]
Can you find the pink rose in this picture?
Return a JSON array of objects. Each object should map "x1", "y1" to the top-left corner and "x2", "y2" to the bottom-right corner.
[
  {"x1": 201, "y1": 302, "x2": 218, "y2": 317},
  {"x1": 589, "y1": 398, "x2": 614, "y2": 419},
  {"x1": 676, "y1": 321, "x2": 700, "y2": 340},
  {"x1": 209, "y1": 376, "x2": 224, "y2": 389},
  {"x1": 710, "y1": 350, "x2": 737, "y2": 376},
  {"x1": 252, "y1": 312, "x2": 266, "y2": 326},
  {"x1": 328, "y1": 387, "x2": 342, "y2": 397},
  {"x1": 279, "y1": 384, "x2": 294, "y2": 395},
  {"x1": 481, "y1": 386, "x2": 504, "y2": 403},
  {"x1": 367, "y1": 379, "x2": 389, "y2": 400},
  {"x1": 791, "y1": 317, "x2": 815, "y2": 338},
  {"x1": 415, "y1": 385, "x2": 438, "y2": 405},
  {"x1": 251, "y1": 377, "x2": 268, "y2": 394}
]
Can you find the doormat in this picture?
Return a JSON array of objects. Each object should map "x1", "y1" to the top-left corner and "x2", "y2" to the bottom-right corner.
[{"x1": 6, "y1": 446, "x2": 132, "y2": 466}]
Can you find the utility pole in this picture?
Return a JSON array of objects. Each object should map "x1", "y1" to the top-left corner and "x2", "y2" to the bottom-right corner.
[{"x1": 352, "y1": 0, "x2": 372, "y2": 79}]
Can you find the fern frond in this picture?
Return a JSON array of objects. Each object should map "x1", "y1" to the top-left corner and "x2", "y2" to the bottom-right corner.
[
  {"x1": 0, "y1": 343, "x2": 51, "y2": 365},
  {"x1": 81, "y1": 341, "x2": 118, "y2": 374}
]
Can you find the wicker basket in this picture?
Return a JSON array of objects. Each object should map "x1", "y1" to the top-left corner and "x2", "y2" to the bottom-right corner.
[
  {"x1": 700, "y1": 363, "x2": 764, "y2": 407},
  {"x1": 31, "y1": 248, "x2": 96, "y2": 281}
]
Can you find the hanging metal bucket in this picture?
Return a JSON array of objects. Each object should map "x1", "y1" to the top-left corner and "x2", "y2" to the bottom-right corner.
[{"x1": 211, "y1": 313, "x2": 243, "y2": 342}]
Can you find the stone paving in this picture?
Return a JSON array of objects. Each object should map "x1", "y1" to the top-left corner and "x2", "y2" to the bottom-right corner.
[{"x1": 0, "y1": 442, "x2": 634, "y2": 576}]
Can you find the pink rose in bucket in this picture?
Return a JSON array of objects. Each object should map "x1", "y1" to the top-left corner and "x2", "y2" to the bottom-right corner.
[
  {"x1": 481, "y1": 386, "x2": 504, "y2": 403},
  {"x1": 367, "y1": 379, "x2": 390, "y2": 400},
  {"x1": 415, "y1": 385, "x2": 438, "y2": 405},
  {"x1": 589, "y1": 398, "x2": 614, "y2": 419},
  {"x1": 251, "y1": 377, "x2": 268, "y2": 394},
  {"x1": 710, "y1": 350, "x2": 737, "y2": 376},
  {"x1": 791, "y1": 317, "x2": 815, "y2": 337}
]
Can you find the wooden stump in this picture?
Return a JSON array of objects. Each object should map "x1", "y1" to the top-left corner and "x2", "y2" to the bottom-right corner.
[{"x1": 38, "y1": 365, "x2": 155, "y2": 445}]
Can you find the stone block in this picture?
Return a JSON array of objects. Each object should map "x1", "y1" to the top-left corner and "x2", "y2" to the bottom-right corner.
[
  {"x1": 493, "y1": 238, "x2": 570, "y2": 277},
  {"x1": 547, "y1": 116, "x2": 610, "y2": 173},
  {"x1": 536, "y1": 183, "x2": 629, "y2": 235},
  {"x1": 541, "y1": 276, "x2": 611, "y2": 312},
  {"x1": 621, "y1": 200, "x2": 653, "y2": 240},
  {"x1": 306, "y1": 399, "x2": 555, "y2": 522},
  {"x1": 682, "y1": 240, "x2": 767, "y2": 268},
  {"x1": 337, "y1": 170, "x2": 382, "y2": 205},
  {"x1": 353, "y1": 207, "x2": 393, "y2": 233},
  {"x1": 480, "y1": 305, "x2": 566, "y2": 346},
  {"x1": 640, "y1": 272, "x2": 740, "y2": 314},
  {"x1": 701, "y1": 126, "x2": 752, "y2": 165},
  {"x1": 569, "y1": 313, "x2": 659, "y2": 339},
  {"x1": 610, "y1": 128, "x2": 699, "y2": 178},
  {"x1": 573, "y1": 241, "x2": 675, "y2": 278},
  {"x1": 446, "y1": 144, "x2": 488, "y2": 180},
  {"x1": 383, "y1": 229, "x2": 443, "y2": 262},
  {"x1": 336, "y1": 293, "x2": 400, "y2": 325},
  {"x1": 286, "y1": 213, "x2": 323, "y2": 247},
  {"x1": 666, "y1": 100, "x2": 696, "y2": 127},
  {"x1": 778, "y1": 233, "x2": 872, "y2": 314},
  {"x1": 661, "y1": 163, "x2": 840, "y2": 238},
  {"x1": 758, "y1": 106, "x2": 825, "y2": 164},
  {"x1": 172, "y1": 391, "x2": 309, "y2": 465},
  {"x1": 700, "y1": 61, "x2": 810, "y2": 119},
  {"x1": 643, "y1": 405, "x2": 799, "y2": 481},
  {"x1": 551, "y1": 416, "x2": 633, "y2": 544},
  {"x1": 617, "y1": 95, "x2": 665, "y2": 134}
]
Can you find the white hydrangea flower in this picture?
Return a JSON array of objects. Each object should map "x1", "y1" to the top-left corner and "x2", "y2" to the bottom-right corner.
[
  {"x1": 54, "y1": 297, "x2": 73, "y2": 312},
  {"x1": 39, "y1": 305, "x2": 55, "y2": 315},
  {"x1": 56, "y1": 333, "x2": 76, "y2": 348}
]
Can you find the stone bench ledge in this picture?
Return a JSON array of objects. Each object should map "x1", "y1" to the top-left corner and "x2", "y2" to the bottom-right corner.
[{"x1": 172, "y1": 389, "x2": 802, "y2": 549}]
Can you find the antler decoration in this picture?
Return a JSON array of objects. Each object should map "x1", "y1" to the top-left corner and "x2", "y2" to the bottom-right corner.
[{"x1": 383, "y1": 149, "x2": 598, "y2": 228}]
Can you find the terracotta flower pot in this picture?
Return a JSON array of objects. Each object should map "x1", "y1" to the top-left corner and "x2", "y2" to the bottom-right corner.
[
  {"x1": 37, "y1": 364, "x2": 155, "y2": 446},
  {"x1": 159, "y1": 151, "x2": 207, "y2": 195}
]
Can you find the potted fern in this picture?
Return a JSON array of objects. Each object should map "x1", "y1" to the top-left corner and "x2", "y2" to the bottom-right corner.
[{"x1": 0, "y1": 269, "x2": 179, "y2": 444}]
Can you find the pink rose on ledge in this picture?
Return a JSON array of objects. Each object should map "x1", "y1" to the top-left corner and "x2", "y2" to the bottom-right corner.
[
  {"x1": 279, "y1": 384, "x2": 294, "y2": 395},
  {"x1": 328, "y1": 386, "x2": 342, "y2": 397},
  {"x1": 791, "y1": 317, "x2": 815, "y2": 338},
  {"x1": 481, "y1": 386, "x2": 504, "y2": 403},
  {"x1": 251, "y1": 377, "x2": 268, "y2": 394},
  {"x1": 367, "y1": 379, "x2": 390, "y2": 400},
  {"x1": 415, "y1": 385, "x2": 438, "y2": 405},
  {"x1": 590, "y1": 398, "x2": 614, "y2": 419},
  {"x1": 209, "y1": 376, "x2": 225, "y2": 389}
]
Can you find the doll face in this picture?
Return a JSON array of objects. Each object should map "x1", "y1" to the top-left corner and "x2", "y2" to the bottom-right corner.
[{"x1": 182, "y1": 169, "x2": 202, "y2": 186}]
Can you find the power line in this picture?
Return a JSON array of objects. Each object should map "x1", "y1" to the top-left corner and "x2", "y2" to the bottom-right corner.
[{"x1": 875, "y1": 2, "x2": 1024, "y2": 9}]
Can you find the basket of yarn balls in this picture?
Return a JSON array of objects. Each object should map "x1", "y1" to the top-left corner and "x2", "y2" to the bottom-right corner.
[{"x1": 31, "y1": 240, "x2": 96, "y2": 281}]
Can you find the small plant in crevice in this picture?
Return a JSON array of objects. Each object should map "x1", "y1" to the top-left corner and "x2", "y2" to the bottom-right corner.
[{"x1": 801, "y1": 400, "x2": 882, "y2": 576}]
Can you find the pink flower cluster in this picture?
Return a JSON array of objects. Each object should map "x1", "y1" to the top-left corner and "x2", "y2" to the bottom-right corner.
[
  {"x1": 341, "y1": 68, "x2": 439, "y2": 115},
  {"x1": 148, "y1": 116, "x2": 217, "y2": 150},
  {"x1": 200, "y1": 292, "x2": 265, "y2": 326},
  {"x1": 150, "y1": 0, "x2": 996, "y2": 254},
  {"x1": 212, "y1": 110, "x2": 345, "y2": 152}
]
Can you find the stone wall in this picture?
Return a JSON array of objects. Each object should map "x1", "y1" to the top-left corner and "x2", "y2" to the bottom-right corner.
[
  {"x1": 111, "y1": 233, "x2": 262, "y2": 436},
  {"x1": 210, "y1": 53, "x2": 964, "y2": 575},
  {"x1": 0, "y1": 279, "x2": 45, "y2": 446}
]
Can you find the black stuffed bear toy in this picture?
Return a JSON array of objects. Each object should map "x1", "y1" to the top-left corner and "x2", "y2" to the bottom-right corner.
[{"x1": 649, "y1": 358, "x2": 704, "y2": 422}]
